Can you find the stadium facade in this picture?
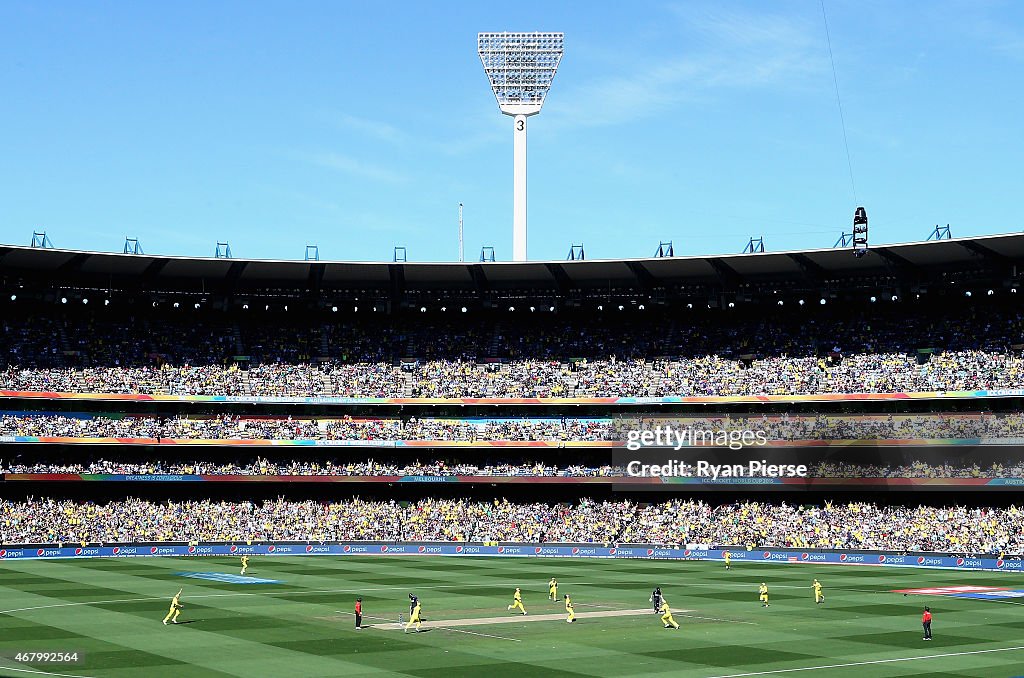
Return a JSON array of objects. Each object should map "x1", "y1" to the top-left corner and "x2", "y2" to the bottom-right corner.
[{"x1": 2, "y1": 234, "x2": 1024, "y2": 554}]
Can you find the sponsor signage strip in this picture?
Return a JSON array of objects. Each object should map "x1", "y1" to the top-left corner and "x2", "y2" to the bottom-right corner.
[
  {"x1": 0, "y1": 436, "x2": 1000, "y2": 447},
  {"x1": 2, "y1": 389, "x2": 1024, "y2": 406},
  {"x1": 0, "y1": 544, "x2": 1018, "y2": 572},
  {"x1": 3, "y1": 474, "x2": 1019, "y2": 487}
]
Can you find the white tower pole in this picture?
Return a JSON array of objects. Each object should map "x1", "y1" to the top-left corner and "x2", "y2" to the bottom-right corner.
[
  {"x1": 458, "y1": 202, "x2": 465, "y2": 262},
  {"x1": 478, "y1": 32, "x2": 563, "y2": 263},
  {"x1": 513, "y1": 115, "x2": 527, "y2": 261}
]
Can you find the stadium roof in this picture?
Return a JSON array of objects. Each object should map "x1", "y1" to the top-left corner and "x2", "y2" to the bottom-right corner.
[{"x1": 1, "y1": 232, "x2": 1022, "y2": 297}]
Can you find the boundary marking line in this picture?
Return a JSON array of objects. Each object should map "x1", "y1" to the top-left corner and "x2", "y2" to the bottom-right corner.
[
  {"x1": 705, "y1": 644, "x2": 1024, "y2": 678},
  {"x1": 0, "y1": 665, "x2": 98, "y2": 678}
]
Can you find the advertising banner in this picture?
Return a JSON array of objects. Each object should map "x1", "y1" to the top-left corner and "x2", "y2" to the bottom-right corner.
[{"x1": 0, "y1": 543, "x2": 1015, "y2": 572}]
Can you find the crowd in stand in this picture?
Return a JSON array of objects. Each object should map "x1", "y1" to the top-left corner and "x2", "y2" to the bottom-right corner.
[
  {"x1": 7, "y1": 351, "x2": 1024, "y2": 398},
  {"x1": 5, "y1": 412, "x2": 1024, "y2": 442},
  {"x1": 2, "y1": 457, "x2": 1023, "y2": 479},
  {"x1": 619, "y1": 500, "x2": 1023, "y2": 554},
  {"x1": 0, "y1": 414, "x2": 622, "y2": 441},
  {"x1": 3, "y1": 306, "x2": 1024, "y2": 398},
  {"x1": 0, "y1": 457, "x2": 616, "y2": 477},
  {"x1": 2, "y1": 498, "x2": 1021, "y2": 554}
]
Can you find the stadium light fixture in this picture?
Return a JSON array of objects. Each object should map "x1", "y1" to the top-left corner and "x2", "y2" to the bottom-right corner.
[
  {"x1": 820, "y1": 298, "x2": 827, "y2": 305},
  {"x1": 891, "y1": 295, "x2": 899, "y2": 301},
  {"x1": 332, "y1": 306, "x2": 338, "y2": 313},
  {"x1": 461, "y1": 307, "x2": 468, "y2": 313},
  {"x1": 60, "y1": 297, "x2": 67, "y2": 304},
  {"x1": 173, "y1": 302, "x2": 180, "y2": 309},
  {"x1": 870, "y1": 296, "x2": 877, "y2": 303},
  {"x1": 82, "y1": 298, "x2": 88, "y2": 305},
  {"x1": 988, "y1": 289, "x2": 995, "y2": 296},
  {"x1": 778, "y1": 300, "x2": 784, "y2": 306},
  {"x1": 9, "y1": 294, "x2": 16, "y2": 301},
  {"x1": 104, "y1": 299, "x2": 110, "y2": 306},
  {"x1": 478, "y1": 32, "x2": 564, "y2": 262},
  {"x1": 965, "y1": 291, "x2": 972, "y2": 297}
]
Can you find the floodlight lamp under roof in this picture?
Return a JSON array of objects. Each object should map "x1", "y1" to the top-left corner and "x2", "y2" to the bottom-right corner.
[{"x1": 478, "y1": 32, "x2": 564, "y2": 116}]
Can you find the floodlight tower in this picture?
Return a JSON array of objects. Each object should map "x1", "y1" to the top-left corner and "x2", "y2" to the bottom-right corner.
[{"x1": 478, "y1": 32, "x2": 564, "y2": 262}]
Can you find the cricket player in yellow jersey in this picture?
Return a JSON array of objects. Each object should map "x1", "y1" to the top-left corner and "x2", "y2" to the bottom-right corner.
[
  {"x1": 759, "y1": 583, "x2": 770, "y2": 607},
  {"x1": 507, "y1": 587, "x2": 527, "y2": 615},
  {"x1": 564, "y1": 594, "x2": 576, "y2": 623},
  {"x1": 240, "y1": 555, "x2": 249, "y2": 576},
  {"x1": 812, "y1": 579, "x2": 824, "y2": 605},
  {"x1": 659, "y1": 601, "x2": 679, "y2": 629},
  {"x1": 162, "y1": 589, "x2": 183, "y2": 625},
  {"x1": 723, "y1": 551, "x2": 731, "y2": 570},
  {"x1": 548, "y1": 577, "x2": 558, "y2": 601},
  {"x1": 404, "y1": 600, "x2": 422, "y2": 633}
]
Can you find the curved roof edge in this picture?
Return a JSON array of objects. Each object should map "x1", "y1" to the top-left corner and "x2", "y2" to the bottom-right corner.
[{"x1": 1, "y1": 232, "x2": 1022, "y2": 289}]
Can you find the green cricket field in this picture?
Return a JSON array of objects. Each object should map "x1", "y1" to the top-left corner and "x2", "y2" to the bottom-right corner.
[{"x1": 1, "y1": 555, "x2": 1023, "y2": 677}]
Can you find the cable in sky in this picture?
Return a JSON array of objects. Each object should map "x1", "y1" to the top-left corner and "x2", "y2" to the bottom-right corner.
[{"x1": 820, "y1": 0, "x2": 858, "y2": 206}]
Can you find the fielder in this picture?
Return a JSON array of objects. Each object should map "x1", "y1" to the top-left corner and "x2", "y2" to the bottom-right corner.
[
  {"x1": 162, "y1": 589, "x2": 183, "y2": 625},
  {"x1": 508, "y1": 587, "x2": 527, "y2": 615}
]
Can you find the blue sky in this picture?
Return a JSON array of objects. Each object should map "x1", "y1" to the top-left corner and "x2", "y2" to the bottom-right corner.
[{"x1": 0, "y1": 1, "x2": 1022, "y2": 262}]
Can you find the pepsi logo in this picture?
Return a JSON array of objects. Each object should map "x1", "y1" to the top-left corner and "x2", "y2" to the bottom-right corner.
[
  {"x1": 683, "y1": 549, "x2": 691, "y2": 556},
  {"x1": 572, "y1": 548, "x2": 580, "y2": 555},
  {"x1": 498, "y1": 546, "x2": 505, "y2": 553},
  {"x1": 188, "y1": 546, "x2": 196, "y2": 554},
  {"x1": 917, "y1": 556, "x2": 925, "y2": 564},
  {"x1": 343, "y1": 545, "x2": 351, "y2": 553},
  {"x1": 609, "y1": 548, "x2": 616, "y2": 555},
  {"x1": 647, "y1": 549, "x2": 654, "y2": 556},
  {"x1": 801, "y1": 553, "x2": 809, "y2": 560},
  {"x1": 418, "y1": 546, "x2": 426, "y2": 554},
  {"x1": 840, "y1": 553, "x2": 848, "y2": 561},
  {"x1": 230, "y1": 545, "x2": 238, "y2": 553},
  {"x1": 456, "y1": 546, "x2": 464, "y2": 553},
  {"x1": 150, "y1": 547, "x2": 158, "y2": 554},
  {"x1": 956, "y1": 558, "x2": 965, "y2": 566},
  {"x1": 305, "y1": 545, "x2": 314, "y2": 553},
  {"x1": 268, "y1": 545, "x2": 275, "y2": 553},
  {"x1": 37, "y1": 549, "x2": 45, "y2": 556},
  {"x1": 380, "y1": 545, "x2": 389, "y2": 553},
  {"x1": 535, "y1": 547, "x2": 543, "y2": 554},
  {"x1": 763, "y1": 551, "x2": 771, "y2": 559},
  {"x1": 878, "y1": 555, "x2": 886, "y2": 563},
  {"x1": 997, "y1": 559, "x2": 1005, "y2": 568},
  {"x1": 112, "y1": 547, "x2": 120, "y2": 555},
  {"x1": 0, "y1": 550, "x2": 6, "y2": 558},
  {"x1": 75, "y1": 548, "x2": 83, "y2": 556}
]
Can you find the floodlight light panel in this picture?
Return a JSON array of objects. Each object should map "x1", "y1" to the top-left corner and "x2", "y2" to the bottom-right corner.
[{"x1": 478, "y1": 32, "x2": 564, "y2": 115}]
